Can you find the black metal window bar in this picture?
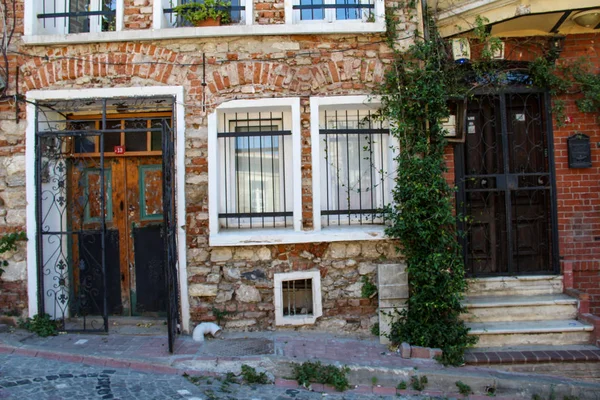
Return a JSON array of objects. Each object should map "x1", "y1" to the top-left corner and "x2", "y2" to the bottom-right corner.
[
  {"x1": 218, "y1": 111, "x2": 293, "y2": 229},
  {"x1": 294, "y1": 0, "x2": 374, "y2": 21},
  {"x1": 282, "y1": 279, "x2": 313, "y2": 317},
  {"x1": 163, "y1": 0, "x2": 245, "y2": 27},
  {"x1": 35, "y1": 97, "x2": 175, "y2": 333},
  {"x1": 320, "y1": 109, "x2": 389, "y2": 226},
  {"x1": 37, "y1": 0, "x2": 117, "y2": 34}
]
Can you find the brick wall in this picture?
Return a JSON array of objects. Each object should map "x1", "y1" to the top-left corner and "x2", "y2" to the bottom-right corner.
[
  {"x1": 124, "y1": 0, "x2": 153, "y2": 30},
  {"x1": 255, "y1": 0, "x2": 285, "y2": 24},
  {"x1": 553, "y1": 34, "x2": 600, "y2": 315}
]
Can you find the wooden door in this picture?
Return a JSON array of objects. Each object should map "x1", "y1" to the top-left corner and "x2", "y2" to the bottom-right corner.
[{"x1": 69, "y1": 113, "x2": 170, "y2": 316}]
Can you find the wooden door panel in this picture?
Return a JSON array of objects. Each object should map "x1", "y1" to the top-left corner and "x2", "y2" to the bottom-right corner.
[{"x1": 133, "y1": 225, "x2": 166, "y2": 314}]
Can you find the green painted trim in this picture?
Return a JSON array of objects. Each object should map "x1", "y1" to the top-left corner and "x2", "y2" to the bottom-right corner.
[
  {"x1": 84, "y1": 168, "x2": 112, "y2": 223},
  {"x1": 138, "y1": 165, "x2": 164, "y2": 221}
]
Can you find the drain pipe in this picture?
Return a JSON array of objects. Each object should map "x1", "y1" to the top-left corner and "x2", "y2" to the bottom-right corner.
[{"x1": 192, "y1": 322, "x2": 222, "y2": 342}]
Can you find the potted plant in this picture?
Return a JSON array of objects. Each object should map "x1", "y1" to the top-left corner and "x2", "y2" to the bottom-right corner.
[{"x1": 173, "y1": 0, "x2": 232, "y2": 27}]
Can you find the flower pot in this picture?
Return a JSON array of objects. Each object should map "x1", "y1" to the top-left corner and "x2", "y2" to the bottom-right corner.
[{"x1": 194, "y1": 17, "x2": 221, "y2": 27}]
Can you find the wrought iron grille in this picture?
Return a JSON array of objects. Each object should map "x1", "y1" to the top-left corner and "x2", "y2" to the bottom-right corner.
[
  {"x1": 163, "y1": 0, "x2": 245, "y2": 27},
  {"x1": 35, "y1": 97, "x2": 175, "y2": 333},
  {"x1": 294, "y1": 0, "x2": 375, "y2": 21},
  {"x1": 217, "y1": 111, "x2": 293, "y2": 229},
  {"x1": 37, "y1": 0, "x2": 117, "y2": 34},
  {"x1": 319, "y1": 109, "x2": 389, "y2": 226},
  {"x1": 282, "y1": 279, "x2": 313, "y2": 317},
  {"x1": 455, "y1": 90, "x2": 558, "y2": 276}
]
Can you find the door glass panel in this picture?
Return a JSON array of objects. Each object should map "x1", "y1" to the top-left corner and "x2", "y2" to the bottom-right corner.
[
  {"x1": 150, "y1": 119, "x2": 169, "y2": 151},
  {"x1": 103, "y1": 120, "x2": 122, "y2": 152},
  {"x1": 125, "y1": 119, "x2": 148, "y2": 152}
]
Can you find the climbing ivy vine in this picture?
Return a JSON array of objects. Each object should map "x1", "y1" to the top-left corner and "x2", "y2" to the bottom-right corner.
[{"x1": 379, "y1": 8, "x2": 475, "y2": 365}]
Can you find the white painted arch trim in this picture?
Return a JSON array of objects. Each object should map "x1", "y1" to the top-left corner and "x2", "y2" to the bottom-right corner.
[
  {"x1": 274, "y1": 270, "x2": 322, "y2": 326},
  {"x1": 25, "y1": 86, "x2": 190, "y2": 334}
]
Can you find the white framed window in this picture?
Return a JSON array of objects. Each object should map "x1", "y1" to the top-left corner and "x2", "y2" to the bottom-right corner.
[
  {"x1": 25, "y1": 0, "x2": 123, "y2": 36},
  {"x1": 311, "y1": 96, "x2": 397, "y2": 231},
  {"x1": 208, "y1": 98, "x2": 302, "y2": 245},
  {"x1": 274, "y1": 270, "x2": 322, "y2": 326},
  {"x1": 156, "y1": 0, "x2": 253, "y2": 29},
  {"x1": 290, "y1": 0, "x2": 383, "y2": 24}
]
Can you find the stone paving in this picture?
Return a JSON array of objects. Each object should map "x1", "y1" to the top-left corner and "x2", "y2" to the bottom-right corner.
[{"x1": 0, "y1": 353, "x2": 439, "y2": 400}]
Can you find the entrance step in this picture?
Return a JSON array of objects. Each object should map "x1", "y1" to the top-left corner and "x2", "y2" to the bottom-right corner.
[
  {"x1": 462, "y1": 294, "x2": 578, "y2": 322},
  {"x1": 467, "y1": 275, "x2": 563, "y2": 297},
  {"x1": 468, "y1": 320, "x2": 594, "y2": 347}
]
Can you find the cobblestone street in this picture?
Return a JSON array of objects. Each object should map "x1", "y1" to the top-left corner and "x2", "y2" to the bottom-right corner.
[{"x1": 0, "y1": 354, "x2": 440, "y2": 400}]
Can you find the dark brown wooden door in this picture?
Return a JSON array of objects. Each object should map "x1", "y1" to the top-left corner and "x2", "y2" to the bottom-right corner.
[{"x1": 457, "y1": 92, "x2": 558, "y2": 276}]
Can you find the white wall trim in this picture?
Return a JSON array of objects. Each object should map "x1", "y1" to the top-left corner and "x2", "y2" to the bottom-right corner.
[
  {"x1": 25, "y1": 86, "x2": 190, "y2": 333},
  {"x1": 22, "y1": 21, "x2": 385, "y2": 45},
  {"x1": 116, "y1": 0, "x2": 125, "y2": 31},
  {"x1": 209, "y1": 97, "x2": 302, "y2": 246},
  {"x1": 274, "y1": 270, "x2": 322, "y2": 326}
]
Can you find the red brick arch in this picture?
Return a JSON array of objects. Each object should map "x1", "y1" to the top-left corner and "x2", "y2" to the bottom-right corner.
[{"x1": 21, "y1": 43, "x2": 387, "y2": 96}]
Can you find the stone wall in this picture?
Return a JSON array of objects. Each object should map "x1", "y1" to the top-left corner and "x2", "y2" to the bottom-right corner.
[
  {"x1": 188, "y1": 241, "x2": 401, "y2": 332},
  {"x1": 0, "y1": 242, "x2": 27, "y2": 316}
]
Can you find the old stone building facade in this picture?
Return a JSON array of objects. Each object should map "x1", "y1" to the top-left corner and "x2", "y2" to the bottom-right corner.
[{"x1": 0, "y1": 0, "x2": 598, "y2": 349}]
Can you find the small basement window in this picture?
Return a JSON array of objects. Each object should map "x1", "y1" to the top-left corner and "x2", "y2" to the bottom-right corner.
[{"x1": 274, "y1": 270, "x2": 322, "y2": 326}]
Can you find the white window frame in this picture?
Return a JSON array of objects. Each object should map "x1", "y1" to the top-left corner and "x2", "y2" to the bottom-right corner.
[
  {"x1": 208, "y1": 98, "x2": 302, "y2": 246},
  {"x1": 287, "y1": 0, "x2": 384, "y2": 24},
  {"x1": 154, "y1": 0, "x2": 253, "y2": 29},
  {"x1": 274, "y1": 270, "x2": 322, "y2": 326},
  {"x1": 310, "y1": 95, "x2": 397, "y2": 233},
  {"x1": 24, "y1": 0, "x2": 125, "y2": 36}
]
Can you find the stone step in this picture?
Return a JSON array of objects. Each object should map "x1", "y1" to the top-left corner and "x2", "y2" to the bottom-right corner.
[
  {"x1": 468, "y1": 319, "x2": 594, "y2": 347},
  {"x1": 462, "y1": 294, "x2": 578, "y2": 322},
  {"x1": 467, "y1": 275, "x2": 563, "y2": 297}
]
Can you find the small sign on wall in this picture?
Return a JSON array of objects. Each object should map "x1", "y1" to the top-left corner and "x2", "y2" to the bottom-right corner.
[
  {"x1": 114, "y1": 145, "x2": 125, "y2": 155},
  {"x1": 567, "y1": 133, "x2": 592, "y2": 168}
]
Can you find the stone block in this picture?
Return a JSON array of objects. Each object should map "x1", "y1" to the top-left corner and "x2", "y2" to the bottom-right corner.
[
  {"x1": 378, "y1": 284, "x2": 408, "y2": 301},
  {"x1": 378, "y1": 263, "x2": 407, "y2": 285},
  {"x1": 236, "y1": 284, "x2": 261, "y2": 303},
  {"x1": 3, "y1": 155, "x2": 25, "y2": 187},
  {"x1": 326, "y1": 243, "x2": 346, "y2": 259},
  {"x1": 0, "y1": 260, "x2": 26, "y2": 282},
  {"x1": 379, "y1": 298, "x2": 406, "y2": 309},
  {"x1": 215, "y1": 290, "x2": 233, "y2": 303},
  {"x1": 189, "y1": 284, "x2": 218, "y2": 297},
  {"x1": 257, "y1": 247, "x2": 272, "y2": 260},
  {"x1": 206, "y1": 273, "x2": 220, "y2": 284},
  {"x1": 225, "y1": 319, "x2": 256, "y2": 328},
  {"x1": 400, "y1": 342, "x2": 411, "y2": 358},
  {"x1": 211, "y1": 248, "x2": 233, "y2": 262},
  {"x1": 224, "y1": 267, "x2": 241, "y2": 281},
  {"x1": 358, "y1": 262, "x2": 376, "y2": 275}
]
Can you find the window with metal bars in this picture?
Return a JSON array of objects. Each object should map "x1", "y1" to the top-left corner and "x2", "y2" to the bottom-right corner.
[
  {"x1": 282, "y1": 279, "x2": 313, "y2": 317},
  {"x1": 36, "y1": 0, "x2": 117, "y2": 35},
  {"x1": 293, "y1": 0, "x2": 375, "y2": 23},
  {"x1": 319, "y1": 108, "x2": 390, "y2": 226},
  {"x1": 217, "y1": 111, "x2": 294, "y2": 229}
]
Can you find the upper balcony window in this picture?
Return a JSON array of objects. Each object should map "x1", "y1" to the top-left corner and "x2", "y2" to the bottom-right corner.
[
  {"x1": 34, "y1": 0, "x2": 117, "y2": 35},
  {"x1": 161, "y1": 0, "x2": 249, "y2": 28},
  {"x1": 293, "y1": 0, "x2": 375, "y2": 23}
]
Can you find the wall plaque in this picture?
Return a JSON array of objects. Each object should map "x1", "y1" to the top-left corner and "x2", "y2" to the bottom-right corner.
[{"x1": 567, "y1": 133, "x2": 592, "y2": 168}]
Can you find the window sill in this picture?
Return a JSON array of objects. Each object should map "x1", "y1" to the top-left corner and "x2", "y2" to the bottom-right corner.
[
  {"x1": 210, "y1": 225, "x2": 387, "y2": 247},
  {"x1": 23, "y1": 21, "x2": 385, "y2": 45}
]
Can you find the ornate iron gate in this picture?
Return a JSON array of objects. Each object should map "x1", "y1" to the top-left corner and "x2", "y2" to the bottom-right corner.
[
  {"x1": 455, "y1": 90, "x2": 559, "y2": 276},
  {"x1": 161, "y1": 119, "x2": 180, "y2": 353},
  {"x1": 35, "y1": 109, "x2": 109, "y2": 332},
  {"x1": 34, "y1": 98, "x2": 179, "y2": 342}
]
